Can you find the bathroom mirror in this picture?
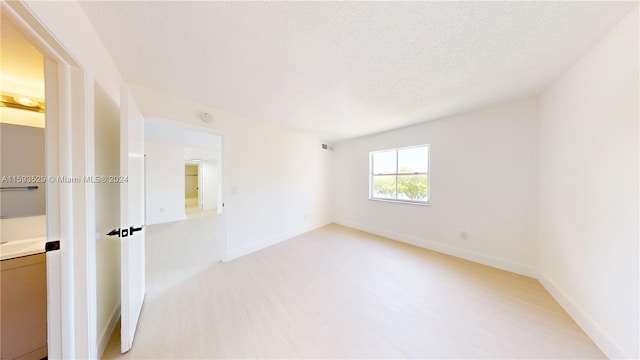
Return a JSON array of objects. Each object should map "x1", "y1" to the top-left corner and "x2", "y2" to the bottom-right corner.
[{"x1": 0, "y1": 122, "x2": 46, "y2": 217}]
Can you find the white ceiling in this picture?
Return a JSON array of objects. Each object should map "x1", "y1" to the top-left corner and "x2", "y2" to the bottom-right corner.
[{"x1": 80, "y1": 1, "x2": 635, "y2": 142}]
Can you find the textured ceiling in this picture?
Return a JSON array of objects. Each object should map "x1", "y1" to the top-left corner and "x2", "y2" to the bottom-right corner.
[{"x1": 80, "y1": 1, "x2": 636, "y2": 142}]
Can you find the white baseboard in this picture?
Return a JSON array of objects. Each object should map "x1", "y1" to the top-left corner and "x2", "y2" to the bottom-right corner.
[
  {"x1": 334, "y1": 219, "x2": 537, "y2": 278},
  {"x1": 98, "y1": 302, "x2": 120, "y2": 358},
  {"x1": 536, "y1": 270, "x2": 628, "y2": 359},
  {"x1": 223, "y1": 220, "x2": 333, "y2": 262}
]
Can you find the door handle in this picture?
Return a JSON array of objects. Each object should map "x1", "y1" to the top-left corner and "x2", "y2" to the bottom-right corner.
[
  {"x1": 107, "y1": 225, "x2": 143, "y2": 238},
  {"x1": 107, "y1": 228, "x2": 120, "y2": 237},
  {"x1": 130, "y1": 225, "x2": 144, "y2": 234}
]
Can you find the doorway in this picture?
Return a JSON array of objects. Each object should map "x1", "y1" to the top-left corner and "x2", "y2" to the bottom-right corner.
[
  {"x1": 143, "y1": 119, "x2": 225, "y2": 296},
  {"x1": 184, "y1": 149, "x2": 220, "y2": 215},
  {"x1": 2, "y1": 2, "x2": 99, "y2": 358},
  {"x1": 185, "y1": 163, "x2": 200, "y2": 212},
  {"x1": 0, "y1": 20, "x2": 49, "y2": 360},
  {"x1": 144, "y1": 120, "x2": 223, "y2": 224}
]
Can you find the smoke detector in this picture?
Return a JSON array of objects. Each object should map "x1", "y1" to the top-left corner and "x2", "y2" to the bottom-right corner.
[{"x1": 200, "y1": 112, "x2": 212, "y2": 123}]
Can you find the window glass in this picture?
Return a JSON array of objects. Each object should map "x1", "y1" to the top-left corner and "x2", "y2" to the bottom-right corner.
[
  {"x1": 372, "y1": 150, "x2": 396, "y2": 174},
  {"x1": 397, "y1": 174, "x2": 428, "y2": 201},
  {"x1": 398, "y1": 146, "x2": 428, "y2": 173},
  {"x1": 370, "y1": 145, "x2": 429, "y2": 205},
  {"x1": 372, "y1": 175, "x2": 396, "y2": 199}
]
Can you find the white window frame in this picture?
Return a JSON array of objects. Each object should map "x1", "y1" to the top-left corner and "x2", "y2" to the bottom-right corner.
[{"x1": 369, "y1": 144, "x2": 430, "y2": 205}]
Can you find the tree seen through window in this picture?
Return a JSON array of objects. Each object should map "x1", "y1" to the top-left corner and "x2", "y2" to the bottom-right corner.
[{"x1": 370, "y1": 145, "x2": 429, "y2": 204}]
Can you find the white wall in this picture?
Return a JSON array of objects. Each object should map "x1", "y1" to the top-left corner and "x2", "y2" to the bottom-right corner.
[
  {"x1": 130, "y1": 84, "x2": 333, "y2": 260},
  {"x1": 333, "y1": 98, "x2": 539, "y2": 276},
  {"x1": 538, "y1": 8, "x2": 639, "y2": 359},
  {"x1": 145, "y1": 141, "x2": 186, "y2": 225}
]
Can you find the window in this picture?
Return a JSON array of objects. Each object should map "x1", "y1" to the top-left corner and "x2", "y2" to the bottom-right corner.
[{"x1": 370, "y1": 145, "x2": 429, "y2": 204}]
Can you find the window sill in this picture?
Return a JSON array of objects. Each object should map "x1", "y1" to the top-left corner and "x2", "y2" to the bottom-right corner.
[{"x1": 368, "y1": 198, "x2": 430, "y2": 206}]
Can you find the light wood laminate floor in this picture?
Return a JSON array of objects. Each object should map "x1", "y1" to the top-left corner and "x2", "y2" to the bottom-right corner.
[{"x1": 103, "y1": 223, "x2": 604, "y2": 359}]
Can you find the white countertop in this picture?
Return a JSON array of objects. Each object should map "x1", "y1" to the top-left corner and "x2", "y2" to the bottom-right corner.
[{"x1": 0, "y1": 238, "x2": 46, "y2": 261}]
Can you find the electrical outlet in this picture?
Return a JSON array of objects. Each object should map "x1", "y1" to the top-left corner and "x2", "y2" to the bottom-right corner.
[
  {"x1": 460, "y1": 231, "x2": 468, "y2": 240},
  {"x1": 159, "y1": 207, "x2": 165, "y2": 213},
  {"x1": 304, "y1": 214, "x2": 308, "y2": 221}
]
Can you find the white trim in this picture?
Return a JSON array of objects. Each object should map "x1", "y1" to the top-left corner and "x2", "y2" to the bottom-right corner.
[
  {"x1": 58, "y1": 62, "x2": 78, "y2": 359},
  {"x1": 368, "y1": 198, "x2": 430, "y2": 206},
  {"x1": 45, "y1": 248, "x2": 62, "y2": 358},
  {"x1": 43, "y1": 57, "x2": 63, "y2": 360},
  {"x1": 198, "y1": 163, "x2": 204, "y2": 210},
  {"x1": 536, "y1": 270, "x2": 627, "y2": 359},
  {"x1": 98, "y1": 303, "x2": 121, "y2": 358},
  {"x1": 70, "y1": 66, "x2": 97, "y2": 358},
  {"x1": 334, "y1": 219, "x2": 537, "y2": 278},
  {"x1": 223, "y1": 220, "x2": 333, "y2": 262}
]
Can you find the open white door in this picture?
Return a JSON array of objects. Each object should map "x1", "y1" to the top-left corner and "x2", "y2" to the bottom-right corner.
[{"x1": 119, "y1": 86, "x2": 146, "y2": 353}]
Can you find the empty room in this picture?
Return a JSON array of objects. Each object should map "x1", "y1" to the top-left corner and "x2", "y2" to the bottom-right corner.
[{"x1": 0, "y1": 1, "x2": 637, "y2": 360}]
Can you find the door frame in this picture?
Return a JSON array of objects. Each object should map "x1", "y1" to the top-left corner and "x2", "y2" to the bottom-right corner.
[{"x1": 3, "y1": 2, "x2": 97, "y2": 358}]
